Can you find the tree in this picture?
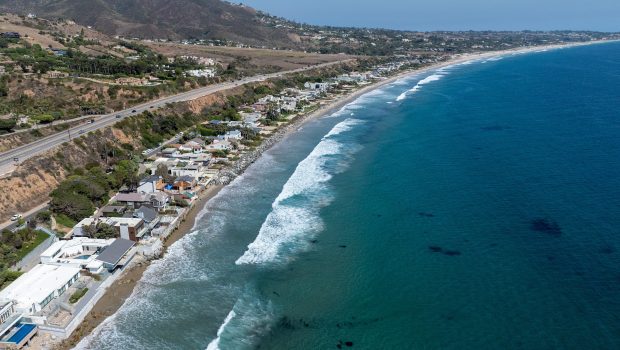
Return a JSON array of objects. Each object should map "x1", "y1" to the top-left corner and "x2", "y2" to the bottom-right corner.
[
  {"x1": 0, "y1": 119, "x2": 16, "y2": 132},
  {"x1": 110, "y1": 160, "x2": 139, "y2": 189},
  {"x1": 155, "y1": 164, "x2": 175, "y2": 184},
  {"x1": 82, "y1": 223, "x2": 117, "y2": 239},
  {"x1": 50, "y1": 191, "x2": 95, "y2": 221}
]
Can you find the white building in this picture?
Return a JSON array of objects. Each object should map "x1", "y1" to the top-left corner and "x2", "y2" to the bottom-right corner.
[
  {"x1": 206, "y1": 139, "x2": 232, "y2": 151},
  {"x1": 137, "y1": 175, "x2": 162, "y2": 194},
  {"x1": 187, "y1": 69, "x2": 216, "y2": 78},
  {"x1": 0, "y1": 301, "x2": 14, "y2": 324},
  {"x1": 72, "y1": 217, "x2": 146, "y2": 242},
  {"x1": 304, "y1": 82, "x2": 330, "y2": 92},
  {"x1": 0, "y1": 265, "x2": 80, "y2": 313},
  {"x1": 40, "y1": 238, "x2": 114, "y2": 274},
  {"x1": 217, "y1": 130, "x2": 242, "y2": 141},
  {"x1": 179, "y1": 140, "x2": 205, "y2": 154},
  {"x1": 170, "y1": 164, "x2": 204, "y2": 178}
]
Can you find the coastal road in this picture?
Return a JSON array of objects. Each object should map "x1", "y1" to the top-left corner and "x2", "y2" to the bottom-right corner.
[{"x1": 0, "y1": 60, "x2": 350, "y2": 169}]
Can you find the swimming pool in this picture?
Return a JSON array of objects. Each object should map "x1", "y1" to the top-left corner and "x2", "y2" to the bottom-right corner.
[{"x1": 7, "y1": 323, "x2": 36, "y2": 344}]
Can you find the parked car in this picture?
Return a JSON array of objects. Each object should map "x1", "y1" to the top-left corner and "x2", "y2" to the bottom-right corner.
[{"x1": 10, "y1": 214, "x2": 22, "y2": 221}]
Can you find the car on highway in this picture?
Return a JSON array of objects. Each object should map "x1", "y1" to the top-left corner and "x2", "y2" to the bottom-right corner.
[
  {"x1": 10, "y1": 214, "x2": 22, "y2": 221},
  {"x1": 79, "y1": 130, "x2": 85, "y2": 134},
  {"x1": 150, "y1": 106, "x2": 155, "y2": 109},
  {"x1": 132, "y1": 110, "x2": 137, "y2": 113},
  {"x1": 115, "y1": 115, "x2": 122, "y2": 118}
]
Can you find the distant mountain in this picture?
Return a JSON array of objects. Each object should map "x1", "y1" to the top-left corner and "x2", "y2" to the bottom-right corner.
[{"x1": 0, "y1": 0, "x2": 297, "y2": 46}]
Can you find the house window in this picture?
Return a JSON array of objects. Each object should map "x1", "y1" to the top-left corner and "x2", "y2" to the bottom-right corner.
[{"x1": 41, "y1": 292, "x2": 55, "y2": 308}]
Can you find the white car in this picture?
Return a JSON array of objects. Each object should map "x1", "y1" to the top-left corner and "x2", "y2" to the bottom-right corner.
[{"x1": 10, "y1": 214, "x2": 22, "y2": 221}]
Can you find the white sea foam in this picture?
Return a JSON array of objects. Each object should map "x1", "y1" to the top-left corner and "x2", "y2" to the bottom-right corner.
[
  {"x1": 235, "y1": 118, "x2": 363, "y2": 265},
  {"x1": 205, "y1": 291, "x2": 276, "y2": 350},
  {"x1": 396, "y1": 73, "x2": 446, "y2": 101},
  {"x1": 206, "y1": 310, "x2": 237, "y2": 350}
]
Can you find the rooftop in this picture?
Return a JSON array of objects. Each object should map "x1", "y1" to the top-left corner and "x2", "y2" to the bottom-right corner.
[
  {"x1": 0, "y1": 264, "x2": 81, "y2": 311},
  {"x1": 96, "y1": 238, "x2": 135, "y2": 267}
]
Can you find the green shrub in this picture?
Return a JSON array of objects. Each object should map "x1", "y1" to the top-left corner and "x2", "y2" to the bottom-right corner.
[{"x1": 69, "y1": 288, "x2": 89, "y2": 304}]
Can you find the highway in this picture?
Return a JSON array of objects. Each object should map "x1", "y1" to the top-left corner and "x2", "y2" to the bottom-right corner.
[{"x1": 0, "y1": 61, "x2": 348, "y2": 169}]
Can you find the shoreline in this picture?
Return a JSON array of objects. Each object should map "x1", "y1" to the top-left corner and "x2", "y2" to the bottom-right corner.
[{"x1": 61, "y1": 39, "x2": 615, "y2": 349}]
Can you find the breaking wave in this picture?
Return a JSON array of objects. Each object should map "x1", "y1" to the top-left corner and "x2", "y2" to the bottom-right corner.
[
  {"x1": 205, "y1": 290, "x2": 275, "y2": 350},
  {"x1": 395, "y1": 73, "x2": 446, "y2": 101},
  {"x1": 235, "y1": 118, "x2": 364, "y2": 265}
]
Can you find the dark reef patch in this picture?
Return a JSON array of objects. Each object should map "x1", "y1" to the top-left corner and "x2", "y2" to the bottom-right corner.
[
  {"x1": 530, "y1": 218, "x2": 562, "y2": 237},
  {"x1": 429, "y1": 246, "x2": 443, "y2": 253},
  {"x1": 428, "y1": 246, "x2": 462, "y2": 256},
  {"x1": 481, "y1": 125, "x2": 511, "y2": 131}
]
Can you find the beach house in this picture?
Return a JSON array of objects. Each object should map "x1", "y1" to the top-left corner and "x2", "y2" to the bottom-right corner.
[
  {"x1": 0, "y1": 264, "x2": 80, "y2": 314},
  {"x1": 39, "y1": 238, "x2": 114, "y2": 274},
  {"x1": 137, "y1": 175, "x2": 164, "y2": 194}
]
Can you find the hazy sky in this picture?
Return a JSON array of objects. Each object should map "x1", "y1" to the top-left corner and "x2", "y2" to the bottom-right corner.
[{"x1": 240, "y1": 0, "x2": 620, "y2": 32}]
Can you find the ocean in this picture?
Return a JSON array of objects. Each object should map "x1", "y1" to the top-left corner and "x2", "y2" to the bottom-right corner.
[{"x1": 78, "y1": 41, "x2": 620, "y2": 350}]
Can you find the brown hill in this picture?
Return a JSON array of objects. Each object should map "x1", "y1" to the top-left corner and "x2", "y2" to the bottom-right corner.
[{"x1": 0, "y1": 0, "x2": 297, "y2": 46}]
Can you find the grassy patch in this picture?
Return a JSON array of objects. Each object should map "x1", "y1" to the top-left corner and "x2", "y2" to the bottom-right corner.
[
  {"x1": 15, "y1": 230, "x2": 49, "y2": 260},
  {"x1": 55, "y1": 214, "x2": 77, "y2": 228},
  {"x1": 69, "y1": 288, "x2": 89, "y2": 304}
]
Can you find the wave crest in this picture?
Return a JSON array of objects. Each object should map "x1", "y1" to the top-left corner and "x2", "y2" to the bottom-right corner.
[{"x1": 235, "y1": 118, "x2": 363, "y2": 265}]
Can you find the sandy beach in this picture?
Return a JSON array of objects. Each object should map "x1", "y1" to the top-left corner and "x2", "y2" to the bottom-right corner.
[{"x1": 58, "y1": 39, "x2": 614, "y2": 349}]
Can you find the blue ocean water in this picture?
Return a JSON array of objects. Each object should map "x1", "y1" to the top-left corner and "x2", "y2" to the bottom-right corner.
[{"x1": 79, "y1": 42, "x2": 620, "y2": 350}]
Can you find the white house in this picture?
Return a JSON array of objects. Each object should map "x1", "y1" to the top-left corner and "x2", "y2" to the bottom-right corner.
[
  {"x1": 179, "y1": 140, "x2": 205, "y2": 154},
  {"x1": 72, "y1": 216, "x2": 146, "y2": 242},
  {"x1": 206, "y1": 139, "x2": 232, "y2": 151},
  {"x1": 304, "y1": 82, "x2": 330, "y2": 92},
  {"x1": 40, "y1": 237, "x2": 114, "y2": 274},
  {"x1": 137, "y1": 175, "x2": 163, "y2": 194},
  {"x1": 187, "y1": 69, "x2": 216, "y2": 78},
  {"x1": 170, "y1": 164, "x2": 204, "y2": 178},
  {"x1": 0, "y1": 264, "x2": 80, "y2": 313},
  {"x1": 217, "y1": 130, "x2": 243, "y2": 141}
]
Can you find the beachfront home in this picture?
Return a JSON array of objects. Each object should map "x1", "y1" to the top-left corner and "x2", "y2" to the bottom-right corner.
[
  {"x1": 206, "y1": 139, "x2": 232, "y2": 152},
  {"x1": 179, "y1": 140, "x2": 205, "y2": 154},
  {"x1": 173, "y1": 175, "x2": 197, "y2": 191},
  {"x1": 39, "y1": 238, "x2": 114, "y2": 274},
  {"x1": 114, "y1": 192, "x2": 149, "y2": 208},
  {"x1": 134, "y1": 206, "x2": 159, "y2": 224},
  {"x1": 95, "y1": 238, "x2": 136, "y2": 271},
  {"x1": 304, "y1": 82, "x2": 330, "y2": 92},
  {"x1": 217, "y1": 130, "x2": 243, "y2": 141},
  {"x1": 0, "y1": 264, "x2": 80, "y2": 313},
  {"x1": 0, "y1": 310, "x2": 37, "y2": 350},
  {"x1": 137, "y1": 175, "x2": 164, "y2": 194},
  {"x1": 170, "y1": 163, "x2": 204, "y2": 179},
  {"x1": 72, "y1": 217, "x2": 146, "y2": 242}
]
